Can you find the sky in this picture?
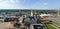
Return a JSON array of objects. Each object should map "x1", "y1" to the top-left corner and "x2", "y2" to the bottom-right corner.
[{"x1": 0, "y1": 0, "x2": 60, "y2": 9}]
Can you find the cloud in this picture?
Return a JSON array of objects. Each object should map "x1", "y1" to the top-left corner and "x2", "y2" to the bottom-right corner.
[
  {"x1": 43, "y1": 3, "x2": 48, "y2": 5},
  {"x1": 0, "y1": 0, "x2": 24, "y2": 9},
  {"x1": 29, "y1": 2, "x2": 49, "y2": 9},
  {"x1": 10, "y1": 0, "x2": 20, "y2": 3},
  {"x1": 10, "y1": 0, "x2": 14, "y2": 3}
]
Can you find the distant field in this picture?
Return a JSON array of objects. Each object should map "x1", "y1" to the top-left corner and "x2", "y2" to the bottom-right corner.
[{"x1": 47, "y1": 17, "x2": 60, "y2": 28}]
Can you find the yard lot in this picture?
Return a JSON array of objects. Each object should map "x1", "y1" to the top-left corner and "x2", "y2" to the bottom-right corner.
[{"x1": 47, "y1": 17, "x2": 60, "y2": 28}]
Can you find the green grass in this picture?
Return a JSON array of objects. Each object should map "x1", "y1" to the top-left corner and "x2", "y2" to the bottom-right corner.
[
  {"x1": 46, "y1": 24, "x2": 56, "y2": 29},
  {"x1": 43, "y1": 24, "x2": 57, "y2": 29}
]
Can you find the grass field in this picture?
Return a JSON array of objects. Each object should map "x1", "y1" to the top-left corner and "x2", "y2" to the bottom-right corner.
[
  {"x1": 46, "y1": 17, "x2": 60, "y2": 29},
  {"x1": 47, "y1": 17, "x2": 60, "y2": 27},
  {"x1": 47, "y1": 24, "x2": 57, "y2": 29},
  {"x1": 43, "y1": 24, "x2": 57, "y2": 29}
]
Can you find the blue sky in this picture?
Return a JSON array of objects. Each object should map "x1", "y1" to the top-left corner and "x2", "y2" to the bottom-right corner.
[{"x1": 0, "y1": 0, "x2": 60, "y2": 9}]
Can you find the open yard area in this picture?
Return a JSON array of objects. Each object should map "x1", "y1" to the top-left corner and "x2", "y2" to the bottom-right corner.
[{"x1": 47, "y1": 17, "x2": 60, "y2": 28}]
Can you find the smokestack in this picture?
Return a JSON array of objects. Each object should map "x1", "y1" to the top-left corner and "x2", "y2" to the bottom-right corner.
[{"x1": 31, "y1": 10, "x2": 33, "y2": 16}]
